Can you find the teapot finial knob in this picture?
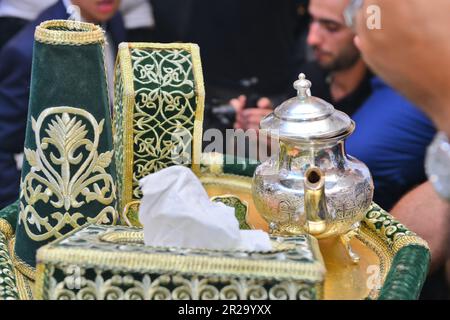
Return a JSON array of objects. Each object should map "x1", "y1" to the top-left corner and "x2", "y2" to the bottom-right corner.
[{"x1": 294, "y1": 73, "x2": 312, "y2": 98}]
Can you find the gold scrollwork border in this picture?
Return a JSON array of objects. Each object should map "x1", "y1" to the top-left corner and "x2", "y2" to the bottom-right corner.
[
  {"x1": 391, "y1": 235, "x2": 429, "y2": 254},
  {"x1": 36, "y1": 229, "x2": 325, "y2": 285},
  {"x1": 9, "y1": 238, "x2": 36, "y2": 281},
  {"x1": 357, "y1": 212, "x2": 430, "y2": 299},
  {"x1": 35, "y1": 20, "x2": 105, "y2": 46},
  {"x1": 116, "y1": 43, "x2": 135, "y2": 214},
  {"x1": 34, "y1": 264, "x2": 47, "y2": 300},
  {"x1": 356, "y1": 225, "x2": 393, "y2": 299},
  {"x1": 13, "y1": 265, "x2": 34, "y2": 300},
  {"x1": 6, "y1": 237, "x2": 35, "y2": 299},
  {"x1": 116, "y1": 42, "x2": 205, "y2": 212},
  {"x1": 36, "y1": 248, "x2": 325, "y2": 282}
]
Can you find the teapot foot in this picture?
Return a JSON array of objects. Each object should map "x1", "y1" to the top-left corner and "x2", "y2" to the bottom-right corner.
[{"x1": 340, "y1": 227, "x2": 360, "y2": 264}]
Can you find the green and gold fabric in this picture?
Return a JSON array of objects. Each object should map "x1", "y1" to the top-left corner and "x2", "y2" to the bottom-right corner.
[
  {"x1": 35, "y1": 197, "x2": 430, "y2": 300},
  {"x1": 0, "y1": 20, "x2": 432, "y2": 300},
  {"x1": 11, "y1": 20, "x2": 117, "y2": 283},
  {"x1": 0, "y1": 204, "x2": 19, "y2": 300},
  {"x1": 113, "y1": 43, "x2": 205, "y2": 214},
  {"x1": 35, "y1": 224, "x2": 325, "y2": 300},
  {"x1": 0, "y1": 200, "x2": 17, "y2": 241}
]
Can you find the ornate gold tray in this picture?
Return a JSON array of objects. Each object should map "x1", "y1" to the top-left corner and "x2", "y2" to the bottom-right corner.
[{"x1": 122, "y1": 173, "x2": 430, "y2": 300}]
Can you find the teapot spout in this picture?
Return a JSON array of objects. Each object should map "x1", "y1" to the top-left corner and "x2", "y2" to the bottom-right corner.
[{"x1": 304, "y1": 167, "x2": 328, "y2": 236}]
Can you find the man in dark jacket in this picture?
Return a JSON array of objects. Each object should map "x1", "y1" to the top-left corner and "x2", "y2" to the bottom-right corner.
[{"x1": 0, "y1": 0, "x2": 126, "y2": 209}]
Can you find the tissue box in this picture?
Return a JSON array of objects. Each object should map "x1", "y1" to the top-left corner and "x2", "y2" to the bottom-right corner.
[
  {"x1": 114, "y1": 42, "x2": 205, "y2": 215},
  {"x1": 34, "y1": 225, "x2": 325, "y2": 300}
]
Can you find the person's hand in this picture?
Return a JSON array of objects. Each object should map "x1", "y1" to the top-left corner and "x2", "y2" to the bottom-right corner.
[
  {"x1": 230, "y1": 95, "x2": 247, "y2": 130},
  {"x1": 230, "y1": 96, "x2": 273, "y2": 131},
  {"x1": 353, "y1": 0, "x2": 450, "y2": 135}
]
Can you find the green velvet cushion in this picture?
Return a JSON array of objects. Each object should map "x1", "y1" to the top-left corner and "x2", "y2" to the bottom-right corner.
[{"x1": 378, "y1": 245, "x2": 430, "y2": 300}]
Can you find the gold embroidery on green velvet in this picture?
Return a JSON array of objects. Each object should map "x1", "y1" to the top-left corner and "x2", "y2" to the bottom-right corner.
[
  {"x1": 0, "y1": 232, "x2": 19, "y2": 300},
  {"x1": 41, "y1": 269, "x2": 320, "y2": 300},
  {"x1": 130, "y1": 48, "x2": 197, "y2": 198},
  {"x1": 35, "y1": 225, "x2": 324, "y2": 300},
  {"x1": 364, "y1": 204, "x2": 415, "y2": 244},
  {"x1": 0, "y1": 218, "x2": 14, "y2": 240},
  {"x1": 114, "y1": 63, "x2": 125, "y2": 214},
  {"x1": 19, "y1": 107, "x2": 117, "y2": 241},
  {"x1": 35, "y1": 20, "x2": 105, "y2": 46}
]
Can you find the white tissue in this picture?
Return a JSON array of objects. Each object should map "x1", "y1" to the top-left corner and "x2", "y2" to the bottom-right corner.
[{"x1": 138, "y1": 166, "x2": 272, "y2": 251}]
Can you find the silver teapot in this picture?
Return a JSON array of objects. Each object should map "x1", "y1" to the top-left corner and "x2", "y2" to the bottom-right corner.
[{"x1": 252, "y1": 74, "x2": 374, "y2": 263}]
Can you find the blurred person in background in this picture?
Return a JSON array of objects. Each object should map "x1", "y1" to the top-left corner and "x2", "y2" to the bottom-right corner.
[
  {"x1": 349, "y1": 0, "x2": 450, "y2": 299},
  {"x1": 0, "y1": 0, "x2": 56, "y2": 48},
  {"x1": 120, "y1": 0, "x2": 156, "y2": 42},
  {"x1": 232, "y1": 0, "x2": 436, "y2": 213},
  {"x1": 0, "y1": 0, "x2": 126, "y2": 210},
  {"x1": 151, "y1": 0, "x2": 310, "y2": 136},
  {"x1": 232, "y1": 0, "x2": 372, "y2": 132},
  {"x1": 0, "y1": 0, "x2": 156, "y2": 48}
]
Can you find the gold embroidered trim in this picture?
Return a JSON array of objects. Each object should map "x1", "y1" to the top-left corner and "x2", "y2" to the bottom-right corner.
[
  {"x1": 35, "y1": 20, "x2": 105, "y2": 45},
  {"x1": 13, "y1": 266, "x2": 34, "y2": 300},
  {"x1": 117, "y1": 43, "x2": 136, "y2": 214},
  {"x1": 392, "y1": 235, "x2": 429, "y2": 254},
  {"x1": 5, "y1": 237, "x2": 35, "y2": 299},
  {"x1": 36, "y1": 238, "x2": 325, "y2": 283},
  {"x1": 0, "y1": 218, "x2": 14, "y2": 240},
  {"x1": 0, "y1": 232, "x2": 19, "y2": 300},
  {"x1": 362, "y1": 204, "x2": 430, "y2": 255},
  {"x1": 99, "y1": 230, "x2": 145, "y2": 244},
  {"x1": 98, "y1": 230, "x2": 301, "y2": 254},
  {"x1": 9, "y1": 237, "x2": 36, "y2": 280},
  {"x1": 36, "y1": 249, "x2": 325, "y2": 282},
  {"x1": 188, "y1": 43, "x2": 205, "y2": 176},
  {"x1": 357, "y1": 225, "x2": 394, "y2": 300},
  {"x1": 34, "y1": 264, "x2": 46, "y2": 300}
]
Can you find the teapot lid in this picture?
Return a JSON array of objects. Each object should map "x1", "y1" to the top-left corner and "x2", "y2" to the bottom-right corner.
[{"x1": 260, "y1": 73, "x2": 354, "y2": 141}]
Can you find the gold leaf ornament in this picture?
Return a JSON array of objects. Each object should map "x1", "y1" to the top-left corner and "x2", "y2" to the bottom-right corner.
[
  {"x1": 19, "y1": 107, "x2": 117, "y2": 242},
  {"x1": 24, "y1": 148, "x2": 39, "y2": 170}
]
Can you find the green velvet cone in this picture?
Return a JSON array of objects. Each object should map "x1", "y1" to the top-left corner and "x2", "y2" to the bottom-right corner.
[{"x1": 15, "y1": 20, "x2": 117, "y2": 274}]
